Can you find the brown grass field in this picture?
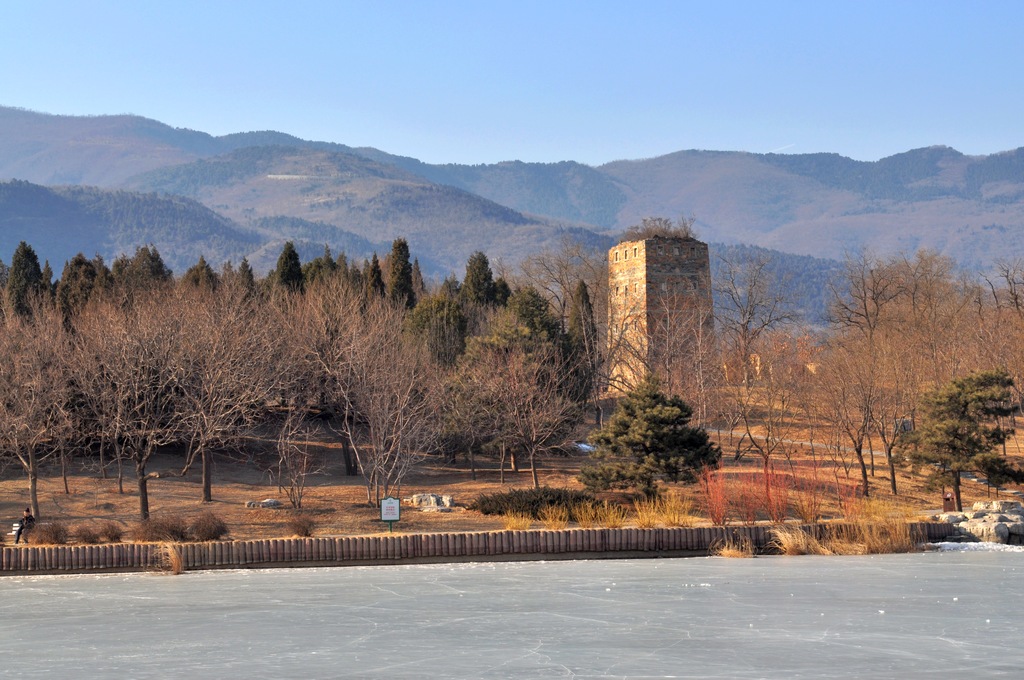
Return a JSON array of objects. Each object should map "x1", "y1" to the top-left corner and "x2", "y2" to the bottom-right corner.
[{"x1": 3, "y1": 428, "x2": 1024, "y2": 544}]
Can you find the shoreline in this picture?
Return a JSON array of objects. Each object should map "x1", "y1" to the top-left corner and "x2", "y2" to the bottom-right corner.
[{"x1": 0, "y1": 522, "x2": 957, "y2": 576}]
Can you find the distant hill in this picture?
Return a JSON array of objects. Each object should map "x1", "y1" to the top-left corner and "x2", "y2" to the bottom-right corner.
[
  {"x1": 0, "y1": 180, "x2": 262, "y2": 273},
  {"x1": 122, "y1": 145, "x2": 608, "y2": 272},
  {"x1": 4, "y1": 105, "x2": 1024, "y2": 276}
]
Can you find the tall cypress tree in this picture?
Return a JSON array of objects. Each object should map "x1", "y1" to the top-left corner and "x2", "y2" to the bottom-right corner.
[
  {"x1": 566, "y1": 280, "x2": 599, "y2": 403},
  {"x1": 363, "y1": 253, "x2": 385, "y2": 300},
  {"x1": 56, "y1": 253, "x2": 99, "y2": 320},
  {"x1": 461, "y1": 251, "x2": 496, "y2": 306},
  {"x1": 6, "y1": 241, "x2": 43, "y2": 317},
  {"x1": 386, "y1": 238, "x2": 415, "y2": 308},
  {"x1": 274, "y1": 241, "x2": 304, "y2": 292}
]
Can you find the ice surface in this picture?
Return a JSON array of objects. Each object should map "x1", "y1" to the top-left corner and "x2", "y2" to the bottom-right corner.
[{"x1": 2, "y1": 550, "x2": 1023, "y2": 678}]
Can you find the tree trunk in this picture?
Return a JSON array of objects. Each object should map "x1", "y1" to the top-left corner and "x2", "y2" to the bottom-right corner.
[
  {"x1": 28, "y1": 455, "x2": 40, "y2": 519},
  {"x1": 136, "y1": 465, "x2": 151, "y2": 520},
  {"x1": 202, "y1": 449, "x2": 213, "y2": 502},
  {"x1": 953, "y1": 471, "x2": 963, "y2": 512},
  {"x1": 855, "y1": 446, "x2": 870, "y2": 498},
  {"x1": 886, "y1": 444, "x2": 898, "y2": 495},
  {"x1": 530, "y1": 450, "x2": 540, "y2": 489}
]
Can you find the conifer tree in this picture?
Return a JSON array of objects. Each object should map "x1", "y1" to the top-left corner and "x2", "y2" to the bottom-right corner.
[
  {"x1": 580, "y1": 376, "x2": 720, "y2": 497},
  {"x1": 363, "y1": 253, "x2": 385, "y2": 300},
  {"x1": 182, "y1": 255, "x2": 220, "y2": 291},
  {"x1": 57, "y1": 253, "x2": 99, "y2": 320},
  {"x1": 40, "y1": 260, "x2": 55, "y2": 302},
  {"x1": 411, "y1": 258, "x2": 426, "y2": 300},
  {"x1": 237, "y1": 258, "x2": 256, "y2": 291},
  {"x1": 274, "y1": 241, "x2": 304, "y2": 292},
  {"x1": 566, "y1": 280, "x2": 599, "y2": 404},
  {"x1": 5, "y1": 241, "x2": 43, "y2": 317},
  {"x1": 386, "y1": 238, "x2": 415, "y2": 308},
  {"x1": 461, "y1": 251, "x2": 496, "y2": 306},
  {"x1": 899, "y1": 369, "x2": 1024, "y2": 511}
]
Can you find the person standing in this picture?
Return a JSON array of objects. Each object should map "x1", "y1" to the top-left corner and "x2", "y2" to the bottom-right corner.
[{"x1": 14, "y1": 507, "x2": 34, "y2": 545}]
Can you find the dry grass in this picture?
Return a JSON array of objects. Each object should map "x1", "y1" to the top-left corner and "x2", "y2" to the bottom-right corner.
[
  {"x1": 771, "y1": 520, "x2": 919, "y2": 556},
  {"x1": 539, "y1": 505, "x2": 569, "y2": 530},
  {"x1": 713, "y1": 534, "x2": 755, "y2": 558},
  {"x1": 158, "y1": 543, "x2": 184, "y2": 575},
  {"x1": 596, "y1": 502, "x2": 629, "y2": 528},
  {"x1": 770, "y1": 525, "x2": 833, "y2": 555},
  {"x1": 633, "y1": 493, "x2": 698, "y2": 528},
  {"x1": 570, "y1": 502, "x2": 600, "y2": 528},
  {"x1": 502, "y1": 512, "x2": 533, "y2": 530}
]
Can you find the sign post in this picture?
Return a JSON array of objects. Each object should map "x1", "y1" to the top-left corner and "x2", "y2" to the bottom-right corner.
[{"x1": 380, "y1": 496, "x2": 400, "y2": 533}]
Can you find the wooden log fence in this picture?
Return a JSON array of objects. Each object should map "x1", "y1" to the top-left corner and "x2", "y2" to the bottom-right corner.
[{"x1": 0, "y1": 522, "x2": 957, "y2": 575}]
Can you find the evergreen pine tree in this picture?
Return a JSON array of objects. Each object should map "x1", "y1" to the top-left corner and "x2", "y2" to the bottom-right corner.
[
  {"x1": 5, "y1": 241, "x2": 43, "y2": 317},
  {"x1": 182, "y1": 255, "x2": 220, "y2": 290},
  {"x1": 386, "y1": 238, "x2": 415, "y2": 308},
  {"x1": 461, "y1": 251, "x2": 496, "y2": 306},
  {"x1": 580, "y1": 376, "x2": 720, "y2": 497},
  {"x1": 566, "y1": 280, "x2": 599, "y2": 403},
  {"x1": 274, "y1": 241, "x2": 304, "y2": 292},
  {"x1": 237, "y1": 258, "x2": 256, "y2": 291},
  {"x1": 40, "y1": 260, "x2": 55, "y2": 302},
  {"x1": 411, "y1": 258, "x2": 426, "y2": 299},
  {"x1": 363, "y1": 253, "x2": 385, "y2": 300},
  {"x1": 56, "y1": 253, "x2": 99, "y2": 319}
]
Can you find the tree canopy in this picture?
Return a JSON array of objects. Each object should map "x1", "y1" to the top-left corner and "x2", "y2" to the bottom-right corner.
[
  {"x1": 900, "y1": 369, "x2": 1023, "y2": 510},
  {"x1": 581, "y1": 376, "x2": 720, "y2": 497}
]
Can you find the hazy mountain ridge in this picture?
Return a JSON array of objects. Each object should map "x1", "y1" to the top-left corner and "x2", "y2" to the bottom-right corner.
[
  {"x1": 3, "y1": 105, "x2": 1024, "y2": 276},
  {"x1": 0, "y1": 180, "x2": 261, "y2": 273}
]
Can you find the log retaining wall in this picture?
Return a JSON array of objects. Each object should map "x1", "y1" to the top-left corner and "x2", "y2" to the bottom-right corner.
[{"x1": 0, "y1": 522, "x2": 957, "y2": 575}]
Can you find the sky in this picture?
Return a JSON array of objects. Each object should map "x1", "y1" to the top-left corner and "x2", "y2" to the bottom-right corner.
[{"x1": 2, "y1": 1, "x2": 1023, "y2": 166}]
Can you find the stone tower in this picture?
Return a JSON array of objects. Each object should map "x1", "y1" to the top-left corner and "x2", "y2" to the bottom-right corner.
[{"x1": 607, "y1": 234, "x2": 712, "y2": 390}]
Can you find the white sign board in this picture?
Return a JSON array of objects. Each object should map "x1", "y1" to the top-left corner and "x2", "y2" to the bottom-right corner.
[{"x1": 380, "y1": 497, "x2": 401, "y2": 522}]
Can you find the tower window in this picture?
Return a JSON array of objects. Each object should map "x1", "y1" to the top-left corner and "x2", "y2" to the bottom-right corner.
[{"x1": 633, "y1": 247, "x2": 638, "y2": 258}]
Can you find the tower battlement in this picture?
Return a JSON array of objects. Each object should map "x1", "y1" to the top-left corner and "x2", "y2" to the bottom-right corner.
[{"x1": 607, "y1": 235, "x2": 712, "y2": 390}]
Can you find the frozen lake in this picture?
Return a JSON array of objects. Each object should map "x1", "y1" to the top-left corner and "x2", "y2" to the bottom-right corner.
[{"x1": 1, "y1": 546, "x2": 1022, "y2": 678}]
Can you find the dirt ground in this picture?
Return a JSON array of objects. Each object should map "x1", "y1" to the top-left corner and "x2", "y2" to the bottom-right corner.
[{"x1": 3, "y1": 431, "x2": 1023, "y2": 542}]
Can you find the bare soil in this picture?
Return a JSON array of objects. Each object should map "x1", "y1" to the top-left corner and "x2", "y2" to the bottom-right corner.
[{"x1": 3, "y1": 431, "x2": 1022, "y2": 543}]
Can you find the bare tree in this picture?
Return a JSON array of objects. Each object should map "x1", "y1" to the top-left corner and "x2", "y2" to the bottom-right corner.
[
  {"x1": 0, "y1": 303, "x2": 71, "y2": 517},
  {"x1": 176, "y1": 282, "x2": 283, "y2": 502},
  {"x1": 297, "y1": 284, "x2": 440, "y2": 504},
  {"x1": 714, "y1": 250, "x2": 795, "y2": 388},
  {"x1": 74, "y1": 290, "x2": 185, "y2": 520}
]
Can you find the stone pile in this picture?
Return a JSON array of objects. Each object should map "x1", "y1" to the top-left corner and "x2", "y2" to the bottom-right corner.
[
  {"x1": 405, "y1": 493, "x2": 459, "y2": 513},
  {"x1": 935, "y1": 500, "x2": 1024, "y2": 544}
]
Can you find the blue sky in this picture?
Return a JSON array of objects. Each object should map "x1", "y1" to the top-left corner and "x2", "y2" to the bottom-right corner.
[{"x1": 2, "y1": 1, "x2": 1022, "y2": 165}]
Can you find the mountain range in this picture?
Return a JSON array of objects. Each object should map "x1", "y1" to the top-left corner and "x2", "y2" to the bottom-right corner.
[{"x1": 2, "y1": 105, "x2": 1023, "y2": 279}]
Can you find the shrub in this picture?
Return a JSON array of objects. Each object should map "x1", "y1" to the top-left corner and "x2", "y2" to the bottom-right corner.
[
  {"x1": 658, "y1": 492, "x2": 697, "y2": 528},
  {"x1": 633, "y1": 498, "x2": 661, "y2": 528},
  {"x1": 733, "y1": 474, "x2": 762, "y2": 525},
  {"x1": 189, "y1": 511, "x2": 229, "y2": 541},
  {"x1": 596, "y1": 501, "x2": 629, "y2": 528},
  {"x1": 470, "y1": 487, "x2": 595, "y2": 519},
  {"x1": 285, "y1": 514, "x2": 316, "y2": 537},
  {"x1": 765, "y1": 470, "x2": 790, "y2": 524},
  {"x1": 98, "y1": 521, "x2": 124, "y2": 543},
  {"x1": 32, "y1": 521, "x2": 69, "y2": 545},
  {"x1": 72, "y1": 524, "x2": 101, "y2": 545},
  {"x1": 158, "y1": 543, "x2": 184, "y2": 575},
  {"x1": 133, "y1": 514, "x2": 190, "y2": 542},
  {"x1": 502, "y1": 512, "x2": 533, "y2": 530},
  {"x1": 699, "y1": 466, "x2": 729, "y2": 526},
  {"x1": 570, "y1": 501, "x2": 600, "y2": 528},
  {"x1": 539, "y1": 505, "x2": 569, "y2": 530}
]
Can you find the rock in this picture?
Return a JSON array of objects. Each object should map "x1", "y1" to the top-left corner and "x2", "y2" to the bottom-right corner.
[
  {"x1": 1007, "y1": 522, "x2": 1024, "y2": 536},
  {"x1": 406, "y1": 493, "x2": 455, "y2": 508},
  {"x1": 990, "y1": 500, "x2": 1024, "y2": 513},
  {"x1": 961, "y1": 520, "x2": 1010, "y2": 544},
  {"x1": 261, "y1": 499, "x2": 282, "y2": 508},
  {"x1": 938, "y1": 513, "x2": 967, "y2": 524}
]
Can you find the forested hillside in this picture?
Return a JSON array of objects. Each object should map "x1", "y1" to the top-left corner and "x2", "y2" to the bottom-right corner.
[{"x1": 0, "y1": 180, "x2": 260, "y2": 273}]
